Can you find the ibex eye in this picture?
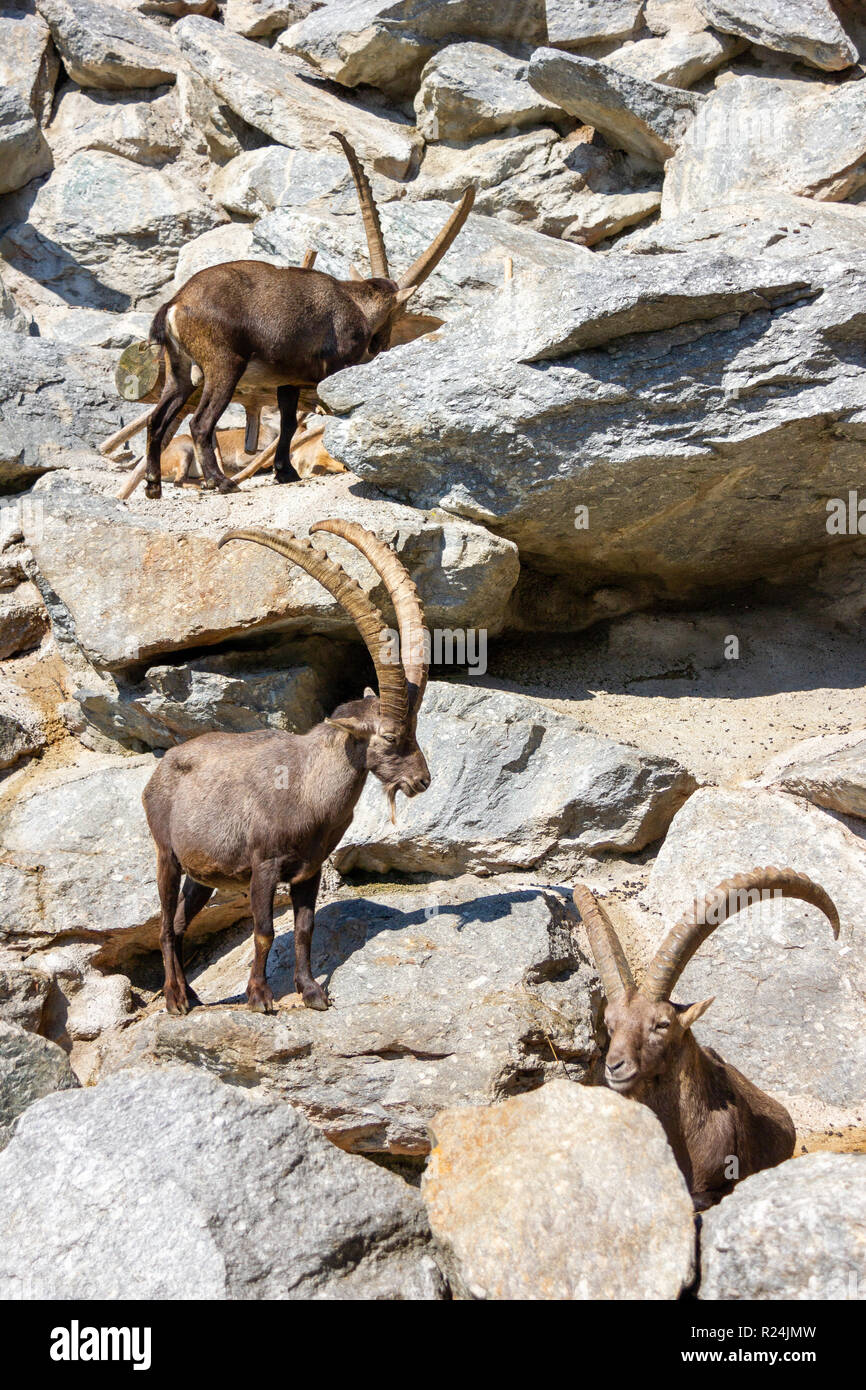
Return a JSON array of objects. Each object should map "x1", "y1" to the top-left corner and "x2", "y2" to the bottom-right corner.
[{"x1": 655, "y1": 1020, "x2": 670, "y2": 1031}]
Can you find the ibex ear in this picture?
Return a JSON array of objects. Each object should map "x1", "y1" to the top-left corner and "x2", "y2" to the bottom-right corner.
[
  {"x1": 325, "y1": 716, "x2": 372, "y2": 742},
  {"x1": 348, "y1": 264, "x2": 364, "y2": 281},
  {"x1": 363, "y1": 686, "x2": 376, "y2": 699},
  {"x1": 394, "y1": 286, "x2": 417, "y2": 306},
  {"x1": 678, "y1": 998, "x2": 714, "y2": 1030}
]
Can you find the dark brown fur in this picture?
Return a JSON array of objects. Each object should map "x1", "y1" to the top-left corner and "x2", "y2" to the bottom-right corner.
[
  {"x1": 144, "y1": 264, "x2": 414, "y2": 499},
  {"x1": 142, "y1": 696, "x2": 429, "y2": 1014}
]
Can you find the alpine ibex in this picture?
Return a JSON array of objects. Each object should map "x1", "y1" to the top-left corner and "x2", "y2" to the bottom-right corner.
[
  {"x1": 573, "y1": 868, "x2": 840, "y2": 1209},
  {"x1": 161, "y1": 424, "x2": 278, "y2": 486},
  {"x1": 143, "y1": 132, "x2": 474, "y2": 498},
  {"x1": 142, "y1": 520, "x2": 430, "y2": 1015}
]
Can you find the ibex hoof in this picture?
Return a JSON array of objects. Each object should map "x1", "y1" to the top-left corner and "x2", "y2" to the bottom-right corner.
[
  {"x1": 144, "y1": 482, "x2": 162, "y2": 500},
  {"x1": 274, "y1": 469, "x2": 301, "y2": 485},
  {"x1": 247, "y1": 984, "x2": 275, "y2": 1014},
  {"x1": 300, "y1": 982, "x2": 329, "y2": 1011},
  {"x1": 165, "y1": 988, "x2": 194, "y2": 1016}
]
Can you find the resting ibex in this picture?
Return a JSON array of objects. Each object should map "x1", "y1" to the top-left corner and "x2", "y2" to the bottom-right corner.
[
  {"x1": 143, "y1": 520, "x2": 430, "y2": 1015},
  {"x1": 144, "y1": 132, "x2": 474, "y2": 498},
  {"x1": 161, "y1": 424, "x2": 278, "y2": 486},
  {"x1": 573, "y1": 869, "x2": 840, "y2": 1209}
]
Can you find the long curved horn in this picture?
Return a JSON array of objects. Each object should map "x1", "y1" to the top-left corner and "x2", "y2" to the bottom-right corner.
[
  {"x1": 218, "y1": 528, "x2": 408, "y2": 729},
  {"x1": 641, "y1": 866, "x2": 840, "y2": 1002},
  {"x1": 572, "y1": 885, "x2": 635, "y2": 1003},
  {"x1": 397, "y1": 188, "x2": 475, "y2": 291},
  {"x1": 332, "y1": 131, "x2": 389, "y2": 280},
  {"x1": 311, "y1": 519, "x2": 429, "y2": 712}
]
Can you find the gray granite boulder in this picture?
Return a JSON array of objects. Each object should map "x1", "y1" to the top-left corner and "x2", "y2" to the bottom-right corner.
[{"x1": 0, "y1": 1067, "x2": 446, "y2": 1297}]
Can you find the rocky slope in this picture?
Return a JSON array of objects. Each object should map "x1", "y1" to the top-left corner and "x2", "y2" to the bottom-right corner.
[{"x1": 1, "y1": 0, "x2": 865, "y2": 1299}]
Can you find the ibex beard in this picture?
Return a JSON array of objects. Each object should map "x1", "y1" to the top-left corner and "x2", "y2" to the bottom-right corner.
[{"x1": 142, "y1": 520, "x2": 430, "y2": 1015}]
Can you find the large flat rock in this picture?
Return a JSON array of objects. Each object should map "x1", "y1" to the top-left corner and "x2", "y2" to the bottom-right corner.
[
  {"x1": 605, "y1": 27, "x2": 743, "y2": 87},
  {"x1": 319, "y1": 245, "x2": 866, "y2": 613},
  {"x1": 335, "y1": 682, "x2": 697, "y2": 876},
  {"x1": 695, "y1": 0, "x2": 859, "y2": 71},
  {"x1": 628, "y1": 192, "x2": 866, "y2": 259},
  {"x1": 24, "y1": 472, "x2": 519, "y2": 669},
  {"x1": 410, "y1": 127, "x2": 661, "y2": 247},
  {"x1": 45, "y1": 84, "x2": 182, "y2": 168},
  {"x1": 754, "y1": 729, "x2": 866, "y2": 820},
  {"x1": 0, "y1": 332, "x2": 139, "y2": 488},
  {"x1": 642, "y1": 786, "x2": 866, "y2": 1136},
  {"x1": 0, "y1": 1021, "x2": 78, "y2": 1149},
  {"x1": 75, "y1": 636, "x2": 349, "y2": 752},
  {"x1": 175, "y1": 13, "x2": 419, "y2": 178},
  {"x1": 528, "y1": 47, "x2": 703, "y2": 161},
  {"x1": 0, "y1": 1067, "x2": 446, "y2": 1298},
  {"x1": 280, "y1": 0, "x2": 547, "y2": 99},
  {"x1": 662, "y1": 76, "x2": 866, "y2": 219},
  {"x1": 36, "y1": 0, "x2": 179, "y2": 88},
  {"x1": 0, "y1": 6, "x2": 59, "y2": 124},
  {"x1": 0, "y1": 148, "x2": 226, "y2": 310},
  {"x1": 546, "y1": 0, "x2": 644, "y2": 51},
  {"x1": 0, "y1": 87, "x2": 52, "y2": 196},
  {"x1": 699, "y1": 1153, "x2": 866, "y2": 1299},
  {"x1": 414, "y1": 42, "x2": 563, "y2": 143},
  {"x1": 422, "y1": 1080, "x2": 695, "y2": 1299},
  {"x1": 101, "y1": 883, "x2": 600, "y2": 1154}
]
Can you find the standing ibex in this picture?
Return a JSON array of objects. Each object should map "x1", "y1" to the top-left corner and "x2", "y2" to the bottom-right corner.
[
  {"x1": 143, "y1": 519, "x2": 430, "y2": 1015},
  {"x1": 144, "y1": 133, "x2": 474, "y2": 498},
  {"x1": 573, "y1": 869, "x2": 840, "y2": 1209}
]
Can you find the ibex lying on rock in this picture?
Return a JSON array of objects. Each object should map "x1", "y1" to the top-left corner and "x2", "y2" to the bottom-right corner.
[
  {"x1": 144, "y1": 132, "x2": 474, "y2": 499},
  {"x1": 143, "y1": 519, "x2": 430, "y2": 1015},
  {"x1": 573, "y1": 868, "x2": 839, "y2": 1209},
  {"x1": 158, "y1": 421, "x2": 340, "y2": 487},
  {"x1": 161, "y1": 424, "x2": 279, "y2": 487}
]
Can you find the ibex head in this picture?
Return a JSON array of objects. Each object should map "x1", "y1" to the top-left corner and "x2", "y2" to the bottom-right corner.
[
  {"x1": 333, "y1": 130, "x2": 474, "y2": 354},
  {"x1": 573, "y1": 869, "x2": 840, "y2": 1095},
  {"x1": 218, "y1": 518, "x2": 431, "y2": 822}
]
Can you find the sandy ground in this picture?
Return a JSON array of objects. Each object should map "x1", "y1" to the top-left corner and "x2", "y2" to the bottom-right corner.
[{"x1": 479, "y1": 605, "x2": 866, "y2": 784}]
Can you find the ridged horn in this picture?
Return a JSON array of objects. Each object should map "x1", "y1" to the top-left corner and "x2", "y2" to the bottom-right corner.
[
  {"x1": 218, "y1": 528, "x2": 408, "y2": 730},
  {"x1": 311, "y1": 519, "x2": 429, "y2": 712},
  {"x1": 641, "y1": 866, "x2": 840, "y2": 1002},
  {"x1": 332, "y1": 131, "x2": 389, "y2": 280},
  {"x1": 572, "y1": 884, "x2": 635, "y2": 1003},
  {"x1": 397, "y1": 187, "x2": 475, "y2": 291}
]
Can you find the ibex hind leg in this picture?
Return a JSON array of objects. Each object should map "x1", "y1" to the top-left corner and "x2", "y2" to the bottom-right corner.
[
  {"x1": 170, "y1": 876, "x2": 214, "y2": 1009},
  {"x1": 189, "y1": 358, "x2": 246, "y2": 495},
  {"x1": 145, "y1": 348, "x2": 195, "y2": 501},
  {"x1": 247, "y1": 860, "x2": 280, "y2": 1013},
  {"x1": 156, "y1": 847, "x2": 190, "y2": 1015},
  {"x1": 274, "y1": 384, "x2": 301, "y2": 484}
]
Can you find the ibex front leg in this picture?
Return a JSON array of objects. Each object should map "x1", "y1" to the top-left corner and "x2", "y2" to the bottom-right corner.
[
  {"x1": 292, "y1": 870, "x2": 327, "y2": 1010},
  {"x1": 247, "y1": 859, "x2": 279, "y2": 1013},
  {"x1": 274, "y1": 384, "x2": 301, "y2": 484},
  {"x1": 157, "y1": 848, "x2": 187, "y2": 1015}
]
